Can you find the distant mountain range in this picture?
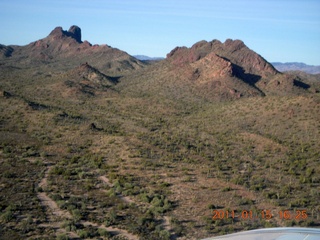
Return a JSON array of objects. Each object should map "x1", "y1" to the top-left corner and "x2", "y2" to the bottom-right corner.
[
  {"x1": 133, "y1": 55, "x2": 165, "y2": 61},
  {"x1": 271, "y1": 62, "x2": 320, "y2": 74}
]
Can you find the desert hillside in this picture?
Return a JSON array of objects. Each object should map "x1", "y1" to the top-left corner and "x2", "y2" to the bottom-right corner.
[{"x1": 0, "y1": 26, "x2": 319, "y2": 240}]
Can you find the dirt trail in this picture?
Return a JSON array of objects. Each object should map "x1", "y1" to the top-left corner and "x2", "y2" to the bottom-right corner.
[
  {"x1": 99, "y1": 175, "x2": 112, "y2": 186},
  {"x1": 99, "y1": 175, "x2": 174, "y2": 236},
  {"x1": 37, "y1": 165, "x2": 139, "y2": 239},
  {"x1": 37, "y1": 165, "x2": 72, "y2": 219},
  {"x1": 37, "y1": 163, "x2": 76, "y2": 240},
  {"x1": 37, "y1": 167, "x2": 172, "y2": 239},
  {"x1": 163, "y1": 216, "x2": 171, "y2": 231},
  {"x1": 38, "y1": 165, "x2": 52, "y2": 189},
  {"x1": 99, "y1": 175, "x2": 134, "y2": 204},
  {"x1": 82, "y1": 221, "x2": 139, "y2": 240},
  {"x1": 38, "y1": 192, "x2": 71, "y2": 219},
  {"x1": 38, "y1": 166, "x2": 70, "y2": 219}
]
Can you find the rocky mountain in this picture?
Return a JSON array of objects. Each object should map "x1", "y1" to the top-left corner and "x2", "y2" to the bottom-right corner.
[
  {"x1": 120, "y1": 39, "x2": 313, "y2": 101},
  {"x1": 0, "y1": 25, "x2": 145, "y2": 75},
  {"x1": 272, "y1": 62, "x2": 320, "y2": 74},
  {"x1": 170, "y1": 40, "x2": 316, "y2": 96},
  {"x1": 1, "y1": 26, "x2": 317, "y2": 100}
]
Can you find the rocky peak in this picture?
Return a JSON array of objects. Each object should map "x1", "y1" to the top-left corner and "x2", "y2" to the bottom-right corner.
[
  {"x1": 48, "y1": 25, "x2": 82, "y2": 43},
  {"x1": 191, "y1": 40, "x2": 209, "y2": 50},
  {"x1": 49, "y1": 27, "x2": 64, "y2": 39},
  {"x1": 68, "y1": 25, "x2": 82, "y2": 43},
  {"x1": 223, "y1": 39, "x2": 246, "y2": 52},
  {"x1": 166, "y1": 41, "x2": 213, "y2": 66}
]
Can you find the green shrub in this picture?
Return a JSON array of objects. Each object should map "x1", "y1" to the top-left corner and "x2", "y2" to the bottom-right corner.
[
  {"x1": 56, "y1": 234, "x2": 69, "y2": 240},
  {"x1": 98, "y1": 228, "x2": 112, "y2": 237},
  {"x1": 105, "y1": 209, "x2": 117, "y2": 226},
  {"x1": 62, "y1": 220, "x2": 77, "y2": 232},
  {"x1": 222, "y1": 186, "x2": 232, "y2": 192},
  {"x1": 1, "y1": 209, "x2": 13, "y2": 222},
  {"x1": 71, "y1": 209, "x2": 82, "y2": 221},
  {"x1": 78, "y1": 230, "x2": 88, "y2": 238},
  {"x1": 158, "y1": 230, "x2": 171, "y2": 240},
  {"x1": 139, "y1": 192, "x2": 151, "y2": 203}
]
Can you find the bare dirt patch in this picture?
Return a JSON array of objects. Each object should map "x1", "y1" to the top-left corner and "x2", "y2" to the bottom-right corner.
[{"x1": 239, "y1": 132, "x2": 287, "y2": 153}]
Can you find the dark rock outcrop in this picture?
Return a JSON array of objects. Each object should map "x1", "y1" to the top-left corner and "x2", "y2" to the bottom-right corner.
[
  {"x1": 1, "y1": 90, "x2": 13, "y2": 98},
  {"x1": 68, "y1": 25, "x2": 82, "y2": 43},
  {"x1": 0, "y1": 44, "x2": 14, "y2": 57}
]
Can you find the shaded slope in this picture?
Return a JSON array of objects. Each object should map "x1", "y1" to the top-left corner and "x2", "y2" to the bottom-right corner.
[
  {"x1": 0, "y1": 44, "x2": 14, "y2": 57},
  {"x1": 65, "y1": 63, "x2": 119, "y2": 87},
  {"x1": 47, "y1": 63, "x2": 120, "y2": 99}
]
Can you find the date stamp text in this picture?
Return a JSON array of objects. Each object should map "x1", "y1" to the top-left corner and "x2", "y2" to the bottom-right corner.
[{"x1": 213, "y1": 209, "x2": 308, "y2": 221}]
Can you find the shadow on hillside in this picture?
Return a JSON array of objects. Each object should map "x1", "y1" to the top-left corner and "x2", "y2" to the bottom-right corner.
[
  {"x1": 232, "y1": 63, "x2": 261, "y2": 85},
  {"x1": 293, "y1": 79, "x2": 310, "y2": 89},
  {"x1": 219, "y1": 56, "x2": 262, "y2": 85},
  {"x1": 227, "y1": 61, "x2": 266, "y2": 95},
  {"x1": 108, "y1": 76, "x2": 121, "y2": 84}
]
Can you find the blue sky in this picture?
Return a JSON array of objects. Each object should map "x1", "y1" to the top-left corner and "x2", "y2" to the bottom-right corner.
[{"x1": 1, "y1": 0, "x2": 320, "y2": 65}]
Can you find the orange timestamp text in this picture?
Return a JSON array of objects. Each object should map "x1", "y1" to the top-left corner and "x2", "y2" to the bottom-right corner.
[{"x1": 212, "y1": 209, "x2": 308, "y2": 221}]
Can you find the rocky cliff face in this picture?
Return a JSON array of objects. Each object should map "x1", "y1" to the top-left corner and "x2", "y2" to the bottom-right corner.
[{"x1": 67, "y1": 25, "x2": 82, "y2": 43}]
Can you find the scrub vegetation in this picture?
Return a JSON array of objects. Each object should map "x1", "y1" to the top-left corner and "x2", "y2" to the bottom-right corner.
[{"x1": 0, "y1": 26, "x2": 319, "y2": 239}]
